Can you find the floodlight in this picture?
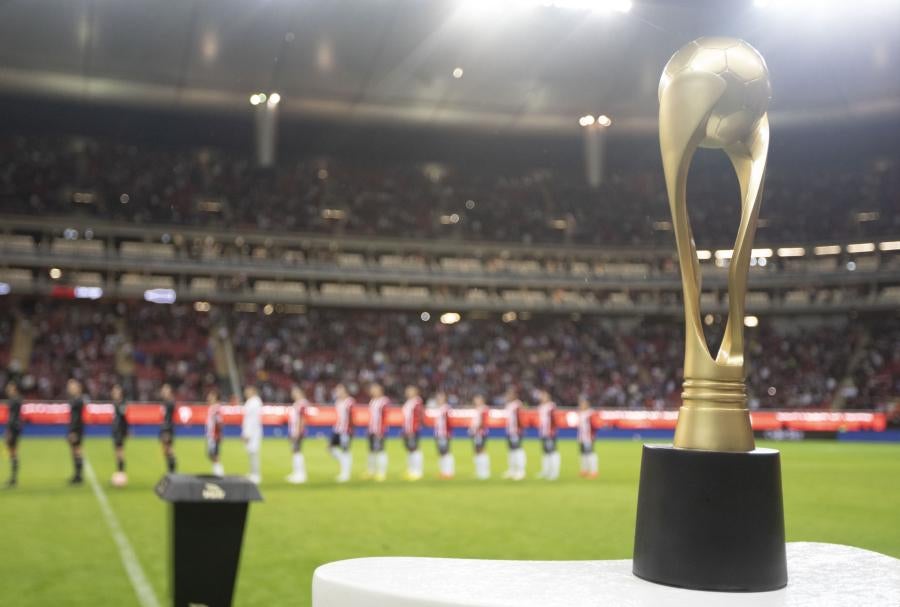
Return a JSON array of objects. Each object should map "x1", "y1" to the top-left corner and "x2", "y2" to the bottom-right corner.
[
  {"x1": 440, "y1": 312, "x2": 461, "y2": 325},
  {"x1": 144, "y1": 288, "x2": 177, "y2": 304}
]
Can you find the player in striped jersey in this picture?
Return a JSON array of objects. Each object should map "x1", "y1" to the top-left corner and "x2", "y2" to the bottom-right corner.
[
  {"x1": 365, "y1": 383, "x2": 391, "y2": 482},
  {"x1": 286, "y1": 386, "x2": 309, "y2": 484},
  {"x1": 536, "y1": 389, "x2": 560, "y2": 481},
  {"x1": 205, "y1": 389, "x2": 224, "y2": 477},
  {"x1": 433, "y1": 392, "x2": 455, "y2": 480},
  {"x1": 577, "y1": 395, "x2": 598, "y2": 479},
  {"x1": 401, "y1": 385, "x2": 424, "y2": 480},
  {"x1": 469, "y1": 394, "x2": 491, "y2": 480},
  {"x1": 330, "y1": 384, "x2": 355, "y2": 483},
  {"x1": 502, "y1": 388, "x2": 526, "y2": 481}
]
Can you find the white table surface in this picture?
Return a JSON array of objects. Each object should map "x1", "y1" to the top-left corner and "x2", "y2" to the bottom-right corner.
[{"x1": 312, "y1": 542, "x2": 900, "y2": 606}]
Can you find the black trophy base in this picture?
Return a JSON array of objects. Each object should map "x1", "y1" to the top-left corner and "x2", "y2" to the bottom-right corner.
[{"x1": 632, "y1": 445, "x2": 787, "y2": 592}]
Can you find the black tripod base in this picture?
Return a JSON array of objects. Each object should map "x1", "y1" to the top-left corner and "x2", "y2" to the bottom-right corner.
[{"x1": 632, "y1": 445, "x2": 787, "y2": 592}]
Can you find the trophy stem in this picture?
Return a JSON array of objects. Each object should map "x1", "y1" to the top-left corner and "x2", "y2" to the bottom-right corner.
[{"x1": 674, "y1": 377, "x2": 754, "y2": 452}]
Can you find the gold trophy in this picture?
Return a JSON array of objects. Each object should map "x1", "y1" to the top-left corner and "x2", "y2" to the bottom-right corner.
[{"x1": 632, "y1": 38, "x2": 787, "y2": 591}]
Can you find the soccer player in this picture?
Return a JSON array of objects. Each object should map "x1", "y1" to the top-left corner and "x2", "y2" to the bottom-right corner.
[
  {"x1": 159, "y1": 383, "x2": 177, "y2": 473},
  {"x1": 110, "y1": 383, "x2": 129, "y2": 486},
  {"x1": 401, "y1": 385, "x2": 424, "y2": 480},
  {"x1": 4, "y1": 381, "x2": 23, "y2": 488},
  {"x1": 330, "y1": 383, "x2": 355, "y2": 483},
  {"x1": 242, "y1": 385, "x2": 263, "y2": 484},
  {"x1": 365, "y1": 383, "x2": 390, "y2": 482},
  {"x1": 502, "y1": 387, "x2": 526, "y2": 481},
  {"x1": 286, "y1": 385, "x2": 308, "y2": 484},
  {"x1": 577, "y1": 395, "x2": 598, "y2": 479},
  {"x1": 206, "y1": 389, "x2": 224, "y2": 477},
  {"x1": 433, "y1": 391, "x2": 454, "y2": 480},
  {"x1": 469, "y1": 394, "x2": 491, "y2": 480},
  {"x1": 536, "y1": 388, "x2": 560, "y2": 481},
  {"x1": 66, "y1": 379, "x2": 85, "y2": 485}
]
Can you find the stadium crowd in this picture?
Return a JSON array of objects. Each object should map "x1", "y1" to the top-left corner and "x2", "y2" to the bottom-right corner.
[
  {"x1": 0, "y1": 135, "x2": 897, "y2": 247},
  {"x1": 5, "y1": 300, "x2": 218, "y2": 402},
  {"x1": 1, "y1": 298, "x2": 895, "y2": 412}
]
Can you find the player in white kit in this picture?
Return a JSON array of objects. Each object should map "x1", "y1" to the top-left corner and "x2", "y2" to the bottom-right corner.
[
  {"x1": 286, "y1": 386, "x2": 309, "y2": 484},
  {"x1": 401, "y1": 385, "x2": 425, "y2": 481},
  {"x1": 365, "y1": 383, "x2": 391, "y2": 482},
  {"x1": 536, "y1": 389, "x2": 560, "y2": 481},
  {"x1": 577, "y1": 395, "x2": 598, "y2": 478},
  {"x1": 469, "y1": 394, "x2": 491, "y2": 480},
  {"x1": 433, "y1": 392, "x2": 455, "y2": 480},
  {"x1": 330, "y1": 383, "x2": 355, "y2": 483},
  {"x1": 502, "y1": 387, "x2": 526, "y2": 481},
  {"x1": 241, "y1": 385, "x2": 263, "y2": 484}
]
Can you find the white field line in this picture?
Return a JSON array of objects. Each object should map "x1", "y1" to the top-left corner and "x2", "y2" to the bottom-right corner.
[{"x1": 84, "y1": 459, "x2": 162, "y2": 607}]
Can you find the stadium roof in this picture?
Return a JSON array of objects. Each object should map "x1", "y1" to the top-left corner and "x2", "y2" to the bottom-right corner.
[{"x1": 1, "y1": 0, "x2": 898, "y2": 135}]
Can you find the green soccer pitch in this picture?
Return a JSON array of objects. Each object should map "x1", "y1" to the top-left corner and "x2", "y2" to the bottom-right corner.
[{"x1": 0, "y1": 437, "x2": 898, "y2": 606}]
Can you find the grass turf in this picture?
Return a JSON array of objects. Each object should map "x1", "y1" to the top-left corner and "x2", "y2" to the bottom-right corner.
[{"x1": 0, "y1": 437, "x2": 897, "y2": 606}]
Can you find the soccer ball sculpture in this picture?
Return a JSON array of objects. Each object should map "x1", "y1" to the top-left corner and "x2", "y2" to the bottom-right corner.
[{"x1": 658, "y1": 37, "x2": 771, "y2": 150}]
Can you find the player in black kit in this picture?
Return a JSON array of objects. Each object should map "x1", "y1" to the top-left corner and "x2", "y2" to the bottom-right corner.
[
  {"x1": 4, "y1": 381, "x2": 23, "y2": 488},
  {"x1": 66, "y1": 379, "x2": 85, "y2": 485},
  {"x1": 110, "y1": 383, "x2": 129, "y2": 486},
  {"x1": 159, "y1": 383, "x2": 177, "y2": 473}
]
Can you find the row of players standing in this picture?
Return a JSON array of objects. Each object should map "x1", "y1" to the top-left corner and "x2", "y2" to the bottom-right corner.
[
  {"x1": 1, "y1": 378, "x2": 178, "y2": 487},
  {"x1": 306, "y1": 383, "x2": 600, "y2": 484},
  {"x1": 2, "y1": 378, "x2": 600, "y2": 487}
]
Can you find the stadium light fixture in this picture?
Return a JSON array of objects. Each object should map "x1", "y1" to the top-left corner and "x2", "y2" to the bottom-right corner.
[
  {"x1": 846, "y1": 242, "x2": 875, "y2": 254},
  {"x1": 144, "y1": 288, "x2": 177, "y2": 304},
  {"x1": 452, "y1": 67, "x2": 464, "y2": 79},
  {"x1": 541, "y1": 0, "x2": 632, "y2": 12},
  {"x1": 777, "y1": 247, "x2": 805, "y2": 257},
  {"x1": 578, "y1": 115, "x2": 595, "y2": 127},
  {"x1": 813, "y1": 245, "x2": 841, "y2": 255},
  {"x1": 696, "y1": 249, "x2": 712, "y2": 260},
  {"x1": 879, "y1": 240, "x2": 900, "y2": 251},
  {"x1": 0, "y1": 282, "x2": 9, "y2": 296},
  {"x1": 751, "y1": 248, "x2": 773, "y2": 258},
  {"x1": 49, "y1": 268, "x2": 62, "y2": 279},
  {"x1": 596, "y1": 114, "x2": 612, "y2": 127},
  {"x1": 250, "y1": 94, "x2": 261, "y2": 106},
  {"x1": 267, "y1": 93, "x2": 281, "y2": 107},
  {"x1": 440, "y1": 312, "x2": 461, "y2": 325},
  {"x1": 461, "y1": 0, "x2": 631, "y2": 14},
  {"x1": 74, "y1": 286, "x2": 102, "y2": 300},
  {"x1": 744, "y1": 315, "x2": 759, "y2": 328}
]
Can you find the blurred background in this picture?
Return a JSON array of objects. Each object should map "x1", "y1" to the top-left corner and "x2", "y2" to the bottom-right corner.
[{"x1": 0, "y1": 2, "x2": 898, "y2": 604}]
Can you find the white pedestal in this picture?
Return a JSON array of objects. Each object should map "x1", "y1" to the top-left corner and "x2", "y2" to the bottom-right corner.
[{"x1": 312, "y1": 542, "x2": 900, "y2": 606}]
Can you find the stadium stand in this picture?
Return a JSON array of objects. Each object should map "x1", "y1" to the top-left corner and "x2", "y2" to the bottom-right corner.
[
  {"x1": 0, "y1": 135, "x2": 898, "y2": 246},
  {"x1": 2, "y1": 295, "x2": 895, "y2": 416}
]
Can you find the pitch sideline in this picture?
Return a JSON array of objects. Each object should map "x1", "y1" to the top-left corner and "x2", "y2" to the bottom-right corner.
[{"x1": 84, "y1": 459, "x2": 162, "y2": 607}]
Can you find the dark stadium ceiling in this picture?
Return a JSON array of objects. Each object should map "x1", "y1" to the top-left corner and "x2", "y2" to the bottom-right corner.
[{"x1": 0, "y1": 0, "x2": 899, "y2": 136}]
